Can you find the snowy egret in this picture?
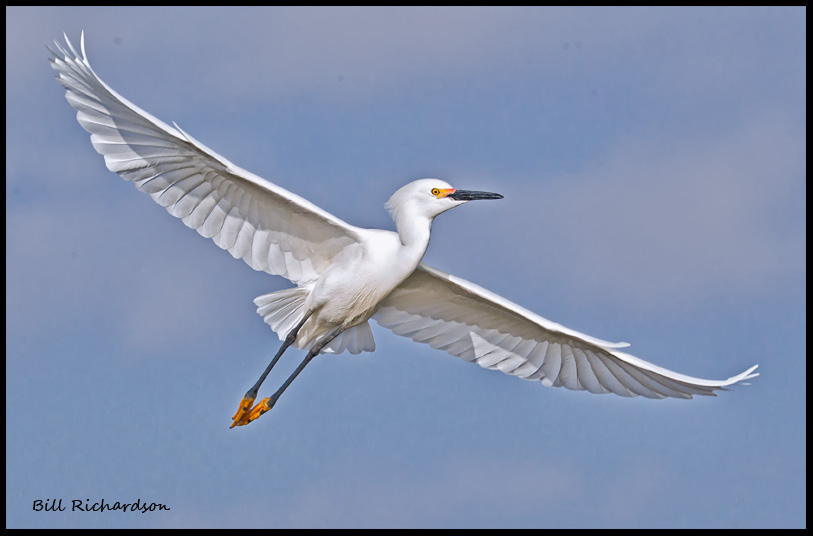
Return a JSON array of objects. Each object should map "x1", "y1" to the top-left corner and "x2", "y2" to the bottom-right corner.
[{"x1": 49, "y1": 34, "x2": 758, "y2": 428}]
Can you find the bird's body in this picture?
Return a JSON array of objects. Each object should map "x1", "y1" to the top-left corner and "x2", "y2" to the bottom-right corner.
[
  {"x1": 281, "y1": 227, "x2": 414, "y2": 351},
  {"x1": 309, "y1": 229, "x2": 414, "y2": 328},
  {"x1": 49, "y1": 33, "x2": 758, "y2": 427}
]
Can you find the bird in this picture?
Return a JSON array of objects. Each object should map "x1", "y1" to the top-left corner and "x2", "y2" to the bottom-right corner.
[{"x1": 49, "y1": 33, "x2": 758, "y2": 428}]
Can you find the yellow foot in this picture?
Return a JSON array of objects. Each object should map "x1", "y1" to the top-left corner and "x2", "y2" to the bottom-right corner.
[
  {"x1": 246, "y1": 397, "x2": 274, "y2": 424},
  {"x1": 230, "y1": 395, "x2": 256, "y2": 428},
  {"x1": 230, "y1": 397, "x2": 274, "y2": 428}
]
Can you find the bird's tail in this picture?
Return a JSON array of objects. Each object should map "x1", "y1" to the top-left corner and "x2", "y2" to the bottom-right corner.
[
  {"x1": 255, "y1": 287, "x2": 311, "y2": 346},
  {"x1": 254, "y1": 288, "x2": 376, "y2": 355}
]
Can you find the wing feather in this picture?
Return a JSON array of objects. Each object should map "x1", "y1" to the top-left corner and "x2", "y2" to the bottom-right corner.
[
  {"x1": 50, "y1": 33, "x2": 360, "y2": 285},
  {"x1": 374, "y1": 263, "x2": 759, "y2": 399}
]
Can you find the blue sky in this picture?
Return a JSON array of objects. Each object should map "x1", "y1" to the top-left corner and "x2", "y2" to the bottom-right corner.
[{"x1": 6, "y1": 6, "x2": 805, "y2": 528}]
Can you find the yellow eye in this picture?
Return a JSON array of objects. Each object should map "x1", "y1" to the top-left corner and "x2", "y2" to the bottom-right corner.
[{"x1": 431, "y1": 188, "x2": 440, "y2": 196}]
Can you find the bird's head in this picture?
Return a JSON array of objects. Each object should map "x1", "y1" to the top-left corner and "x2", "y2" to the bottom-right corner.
[{"x1": 385, "y1": 179, "x2": 503, "y2": 223}]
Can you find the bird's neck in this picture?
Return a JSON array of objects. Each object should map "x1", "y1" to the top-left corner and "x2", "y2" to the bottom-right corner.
[{"x1": 394, "y1": 208, "x2": 434, "y2": 259}]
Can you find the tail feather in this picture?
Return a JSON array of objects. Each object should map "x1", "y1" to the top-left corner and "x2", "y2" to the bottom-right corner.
[
  {"x1": 323, "y1": 322, "x2": 376, "y2": 354},
  {"x1": 254, "y1": 288, "x2": 310, "y2": 344},
  {"x1": 254, "y1": 288, "x2": 376, "y2": 354}
]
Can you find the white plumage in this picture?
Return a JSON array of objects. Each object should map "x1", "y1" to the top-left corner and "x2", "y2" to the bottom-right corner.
[{"x1": 49, "y1": 32, "x2": 757, "y2": 422}]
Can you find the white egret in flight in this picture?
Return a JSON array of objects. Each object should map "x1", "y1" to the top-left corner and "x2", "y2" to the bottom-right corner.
[{"x1": 49, "y1": 34, "x2": 758, "y2": 428}]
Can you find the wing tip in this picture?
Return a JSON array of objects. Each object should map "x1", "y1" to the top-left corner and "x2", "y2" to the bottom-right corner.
[
  {"x1": 735, "y1": 364, "x2": 760, "y2": 383},
  {"x1": 49, "y1": 31, "x2": 86, "y2": 63},
  {"x1": 717, "y1": 364, "x2": 759, "y2": 389},
  {"x1": 80, "y1": 30, "x2": 87, "y2": 60}
]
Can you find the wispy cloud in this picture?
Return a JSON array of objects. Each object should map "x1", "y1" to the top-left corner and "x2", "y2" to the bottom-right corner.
[{"x1": 495, "y1": 109, "x2": 804, "y2": 312}]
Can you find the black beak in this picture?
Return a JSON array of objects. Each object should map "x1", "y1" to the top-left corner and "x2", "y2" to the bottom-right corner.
[{"x1": 447, "y1": 189, "x2": 503, "y2": 201}]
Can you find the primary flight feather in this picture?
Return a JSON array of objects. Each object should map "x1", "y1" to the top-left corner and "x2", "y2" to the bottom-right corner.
[{"x1": 49, "y1": 33, "x2": 757, "y2": 426}]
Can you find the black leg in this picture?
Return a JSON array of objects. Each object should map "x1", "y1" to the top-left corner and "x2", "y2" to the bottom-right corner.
[
  {"x1": 232, "y1": 325, "x2": 344, "y2": 426},
  {"x1": 246, "y1": 311, "x2": 314, "y2": 399},
  {"x1": 230, "y1": 311, "x2": 312, "y2": 428}
]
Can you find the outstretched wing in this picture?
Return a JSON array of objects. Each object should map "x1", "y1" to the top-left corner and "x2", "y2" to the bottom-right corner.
[
  {"x1": 49, "y1": 33, "x2": 361, "y2": 286},
  {"x1": 375, "y1": 263, "x2": 759, "y2": 399}
]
